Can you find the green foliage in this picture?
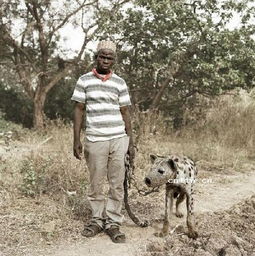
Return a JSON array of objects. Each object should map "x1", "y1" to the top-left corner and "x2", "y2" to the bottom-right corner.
[
  {"x1": 0, "y1": 0, "x2": 130, "y2": 128},
  {"x1": 18, "y1": 143, "x2": 89, "y2": 200},
  {"x1": 96, "y1": 0, "x2": 255, "y2": 127},
  {"x1": 20, "y1": 158, "x2": 52, "y2": 197},
  {"x1": 0, "y1": 110, "x2": 24, "y2": 133},
  {"x1": 20, "y1": 162, "x2": 38, "y2": 197},
  {"x1": 0, "y1": 80, "x2": 75, "y2": 128},
  {"x1": 0, "y1": 75, "x2": 77, "y2": 127},
  {"x1": 44, "y1": 79, "x2": 74, "y2": 121},
  {"x1": 0, "y1": 83, "x2": 33, "y2": 128},
  {"x1": 1, "y1": 0, "x2": 255, "y2": 128}
]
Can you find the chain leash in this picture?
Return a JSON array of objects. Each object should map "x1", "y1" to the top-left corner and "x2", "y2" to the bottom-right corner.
[{"x1": 123, "y1": 153, "x2": 160, "y2": 227}]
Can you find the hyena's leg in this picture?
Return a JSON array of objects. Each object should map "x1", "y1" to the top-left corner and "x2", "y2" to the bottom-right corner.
[
  {"x1": 160, "y1": 187, "x2": 173, "y2": 237},
  {"x1": 175, "y1": 191, "x2": 185, "y2": 218},
  {"x1": 186, "y1": 185, "x2": 198, "y2": 239}
]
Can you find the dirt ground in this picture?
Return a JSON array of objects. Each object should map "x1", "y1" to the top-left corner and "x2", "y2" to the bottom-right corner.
[
  {"x1": 0, "y1": 141, "x2": 255, "y2": 256},
  {"x1": 47, "y1": 171, "x2": 255, "y2": 256}
]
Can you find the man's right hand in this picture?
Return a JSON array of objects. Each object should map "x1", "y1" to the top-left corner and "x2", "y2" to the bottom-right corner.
[{"x1": 73, "y1": 140, "x2": 83, "y2": 160}]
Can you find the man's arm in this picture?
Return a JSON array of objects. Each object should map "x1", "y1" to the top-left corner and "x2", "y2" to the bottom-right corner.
[
  {"x1": 120, "y1": 106, "x2": 135, "y2": 167},
  {"x1": 73, "y1": 102, "x2": 85, "y2": 160}
]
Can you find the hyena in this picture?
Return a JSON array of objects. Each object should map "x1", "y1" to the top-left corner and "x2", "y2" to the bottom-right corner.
[{"x1": 144, "y1": 154, "x2": 198, "y2": 239}]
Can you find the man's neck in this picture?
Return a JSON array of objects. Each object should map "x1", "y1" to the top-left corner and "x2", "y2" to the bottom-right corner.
[{"x1": 96, "y1": 68, "x2": 110, "y2": 75}]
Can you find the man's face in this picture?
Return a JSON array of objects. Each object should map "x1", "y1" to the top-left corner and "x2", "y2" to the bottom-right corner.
[{"x1": 96, "y1": 49, "x2": 115, "y2": 73}]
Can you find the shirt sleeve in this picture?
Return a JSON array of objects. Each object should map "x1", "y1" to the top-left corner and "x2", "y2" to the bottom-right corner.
[
  {"x1": 71, "y1": 77, "x2": 86, "y2": 103},
  {"x1": 119, "y1": 81, "x2": 131, "y2": 107}
]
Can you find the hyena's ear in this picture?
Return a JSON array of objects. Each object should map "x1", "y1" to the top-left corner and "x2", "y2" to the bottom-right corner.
[
  {"x1": 167, "y1": 159, "x2": 177, "y2": 171},
  {"x1": 149, "y1": 154, "x2": 157, "y2": 164}
]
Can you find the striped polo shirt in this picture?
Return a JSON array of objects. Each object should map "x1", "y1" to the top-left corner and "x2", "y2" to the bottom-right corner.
[{"x1": 71, "y1": 71, "x2": 131, "y2": 142}]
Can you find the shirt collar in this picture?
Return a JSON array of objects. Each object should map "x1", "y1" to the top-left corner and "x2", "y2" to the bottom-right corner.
[{"x1": 92, "y1": 68, "x2": 112, "y2": 81}]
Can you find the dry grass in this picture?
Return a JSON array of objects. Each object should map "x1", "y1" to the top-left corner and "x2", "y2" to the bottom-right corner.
[{"x1": 1, "y1": 89, "x2": 255, "y2": 255}]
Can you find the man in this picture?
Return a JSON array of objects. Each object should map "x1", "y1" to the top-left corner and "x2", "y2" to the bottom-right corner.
[{"x1": 71, "y1": 40, "x2": 135, "y2": 243}]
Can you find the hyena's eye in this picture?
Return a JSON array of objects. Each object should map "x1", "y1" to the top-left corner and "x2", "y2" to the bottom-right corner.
[{"x1": 158, "y1": 168, "x2": 165, "y2": 174}]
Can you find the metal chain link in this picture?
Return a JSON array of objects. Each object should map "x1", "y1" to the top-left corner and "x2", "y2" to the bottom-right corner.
[{"x1": 124, "y1": 153, "x2": 160, "y2": 196}]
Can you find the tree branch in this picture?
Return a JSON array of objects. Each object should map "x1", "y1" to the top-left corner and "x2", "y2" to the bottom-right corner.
[
  {"x1": 1, "y1": 25, "x2": 38, "y2": 72},
  {"x1": 26, "y1": 2, "x2": 48, "y2": 67},
  {"x1": 13, "y1": 49, "x2": 34, "y2": 98},
  {"x1": 44, "y1": 67, "x2": 70, "y2": 95},
  {"x1": 47, "y1": 0, "x2": 98, "y2": 45},
  {"x1": 151, "y1": 77, "x2": 173, "y2": 109}
]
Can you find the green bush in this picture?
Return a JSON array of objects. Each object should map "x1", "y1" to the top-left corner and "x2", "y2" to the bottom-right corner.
[
  {"x1": 20, "y1": 157, "x2": 52, "y2": 197},
  {"x1": 0, "y1": 84, "x2": 33, "y2": 128},
  {"x1": 45, "y1": 78, "x2": 75, "y2": 121},
  {"x1": 0, "y1": 79, "x2": 75, "y2": 127}
]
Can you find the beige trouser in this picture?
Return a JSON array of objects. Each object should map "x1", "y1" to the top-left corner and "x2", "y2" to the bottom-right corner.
[{"x1": 84, "y1": 136, "x2": 129, "y2": 229}]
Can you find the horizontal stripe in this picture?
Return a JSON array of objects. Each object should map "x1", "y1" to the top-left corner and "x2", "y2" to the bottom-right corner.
[
  {"x1": 86, "y1": 84, "x2": 119, "y2": 95},
  {"x1": 72, "y1": 89, "x2": 86, "y2": 98},
  {"x1": 119, "y1": 89, "x2": 129, "y2": 97},
  {"x1": 86, "y1": 93, "x2": 117, "y2": 100},
  {"x1": 79, "y1": 73, "x2": 95, "y2": 82},
  {"x1": 120, "y1": 101, "x2": 131, "y2": 107},
  {"x1": 74, "y1": 83, "x2": 85, "y2": 92},
  {"x1": 86, "y1": 79, "x2": 126, "y2": 90},
  {"x1": 110, "y1": 76, "x2": 125, "y2": 85},
  {"x1": 86, "y1": 97, "x2": 118, "y2": 105},
  {"x1": 86, "y1": 108, "x2": 120, "y2": 116},
  {"x1": 87, "y1": 114, "x2": 122, "y2": 123},
  {"x1": 71, "y1": 95, "x2": 85, "y2": 103},
  {"x1": 86, "y1": 90, "x2": 118, "y2": 99},
  {"x1": 119, "y1": 94, "x2": 131, "y2": 106},
  {"x1": 88, "y1": 120, "x2": 124, "y2": 128},
  {"x1": 86, "y1": 103, "x2": 119, "y2": 110},
  {"x1": 119, "y1": 94, "x2": 130, "y2": 102}
]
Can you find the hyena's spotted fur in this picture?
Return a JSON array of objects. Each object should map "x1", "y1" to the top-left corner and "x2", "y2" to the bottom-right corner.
[{"x1": 144, "y1": 154, "x2": 198, "y2": 239}]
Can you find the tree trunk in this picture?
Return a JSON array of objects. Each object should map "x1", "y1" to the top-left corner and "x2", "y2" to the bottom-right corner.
[
  {"x1": 150, "y1": 77, "x2": 173, "y2": 110},
  {"x1": 150, "y1": 61, "x2": 180, "y2": 110},
  {"x1": 33, "y1": 90, "x2": 47, "y2": 129}
]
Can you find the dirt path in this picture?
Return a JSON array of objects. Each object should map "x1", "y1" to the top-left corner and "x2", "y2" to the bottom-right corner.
[{"x1": 47, "y1": 170, "x2": 255, "y2": 256}]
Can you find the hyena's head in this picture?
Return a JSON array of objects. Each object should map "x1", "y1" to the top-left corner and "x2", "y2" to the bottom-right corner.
[{"x1": 144, "y1": 154, "x2": 177, "y2": 187}]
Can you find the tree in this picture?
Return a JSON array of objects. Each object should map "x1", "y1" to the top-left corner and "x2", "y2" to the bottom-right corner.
[
  {"x1": 0, "y1": 0, "x2": 130, "y2": 128},
  {"x1": 97, "y1": 0, "x2": 255, "y2": 125}
]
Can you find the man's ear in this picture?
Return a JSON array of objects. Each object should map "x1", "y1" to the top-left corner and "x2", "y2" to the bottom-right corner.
[
  {"x1": 150, "y1": 154, "x2": 157, "y2": 164},
  {"x1": 167, "y1": 159, "x2": 177, "y2": 171}
]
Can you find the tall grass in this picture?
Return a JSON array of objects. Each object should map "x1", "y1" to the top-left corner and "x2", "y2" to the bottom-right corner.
[
  {"x1": 134, "y1": 89, "x2": 255, "y2": 173},
  {"x1": 182, "y1": 89, "x2": 255, "y2": 159}
]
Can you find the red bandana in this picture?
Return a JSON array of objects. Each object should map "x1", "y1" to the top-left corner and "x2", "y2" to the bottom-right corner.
[{"x1": 92, "y1": 68, "x2": 112, "y2": 81}]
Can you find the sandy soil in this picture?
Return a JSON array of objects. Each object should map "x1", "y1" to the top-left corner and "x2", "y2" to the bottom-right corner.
[{"x1": 46, "y1": 169, "x2": 255, "y2": 256}]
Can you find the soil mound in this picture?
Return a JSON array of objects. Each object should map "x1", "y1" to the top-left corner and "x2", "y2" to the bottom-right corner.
[{"x1": 143, "y1": 195, "x2": 255, "y2": 256}]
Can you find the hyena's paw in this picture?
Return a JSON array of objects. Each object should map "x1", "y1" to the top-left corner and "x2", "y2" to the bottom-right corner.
[
  {"x1": 175, "y1": 211, "x2": 184, "y2": 218},
  {"x1": 154, "y1": 231, "x2": 168, "y2": 238}
]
